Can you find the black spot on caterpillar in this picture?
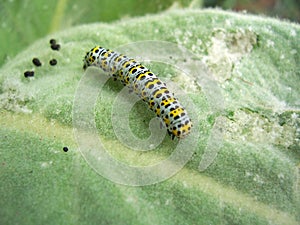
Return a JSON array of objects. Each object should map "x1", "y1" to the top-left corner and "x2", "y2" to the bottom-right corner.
[{"x1": 83, "y1": 46, "x2": 192, "y2": 139}]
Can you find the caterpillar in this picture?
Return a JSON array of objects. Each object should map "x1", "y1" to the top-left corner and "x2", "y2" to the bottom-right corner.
[{"x1": 83, "y1": 46, "x2": 192, "y2": 139}]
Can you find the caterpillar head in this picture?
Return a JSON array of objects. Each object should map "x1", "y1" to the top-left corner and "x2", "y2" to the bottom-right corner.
[{"x1": 83, "y1": 46, "x2": 101, "y2": 70}]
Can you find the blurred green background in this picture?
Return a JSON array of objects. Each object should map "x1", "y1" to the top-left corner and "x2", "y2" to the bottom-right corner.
[{"x1": 0, "y1": 0, "x2": 299, "y2": 67}]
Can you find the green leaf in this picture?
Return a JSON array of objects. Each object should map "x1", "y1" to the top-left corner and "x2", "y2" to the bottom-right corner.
[{"x1": 1, "y1": 9, "x2": 299, "y2": 225}]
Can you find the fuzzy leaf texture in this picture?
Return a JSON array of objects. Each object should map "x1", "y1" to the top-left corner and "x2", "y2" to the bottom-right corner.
[{"x1": 0, "y1": 8, "x2": 299, "y2": 225}]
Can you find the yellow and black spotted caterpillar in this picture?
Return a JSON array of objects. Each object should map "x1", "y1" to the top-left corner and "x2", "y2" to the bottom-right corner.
[{"x1": 83, "y1": 46, "x2": 192, "y2": 139}]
